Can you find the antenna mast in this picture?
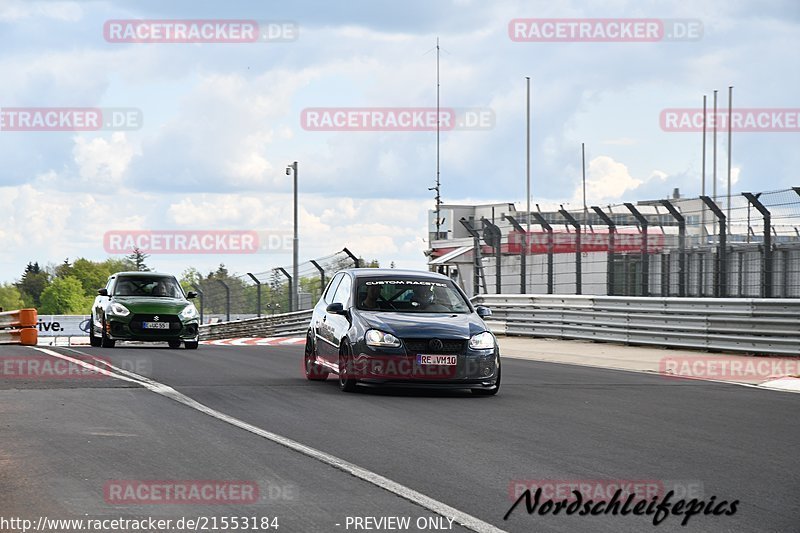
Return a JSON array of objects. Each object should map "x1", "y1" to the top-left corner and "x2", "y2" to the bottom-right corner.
[{"x1": 435, "y1": 37, "x2": 441, "y2": 238}]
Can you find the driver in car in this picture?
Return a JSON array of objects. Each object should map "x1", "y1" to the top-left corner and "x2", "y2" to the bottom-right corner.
[
  {"x1": 152, "y1": 281, "x2": 167, "y2": 297},
  {"x1": 361, "y1": 284, "x2": 382, "y2": 309},
  {"x1": 411, "y1": 284, "x2": 452, "y2": 312}
]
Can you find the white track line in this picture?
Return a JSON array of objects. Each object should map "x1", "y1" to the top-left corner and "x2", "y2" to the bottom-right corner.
[{"x1": 30, "y1": 346, "x2": 507, "y2": 533}]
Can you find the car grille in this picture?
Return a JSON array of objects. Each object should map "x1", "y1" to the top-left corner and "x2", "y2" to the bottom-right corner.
[
  {"x1": 129, "y1": 314, "x2": 182, "y2": 334},
  {"x1": 402, "y1": 338, "x2": 466, "y2": 355}
]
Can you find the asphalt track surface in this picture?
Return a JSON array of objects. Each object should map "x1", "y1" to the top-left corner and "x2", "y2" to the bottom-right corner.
[{"x1": 1, "y1": 342, "x2": 798, "y2": 533}]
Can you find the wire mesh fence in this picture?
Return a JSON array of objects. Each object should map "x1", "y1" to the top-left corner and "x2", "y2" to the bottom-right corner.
[
  {"x1": 434, "y1": 187, "x2": 800, "y2": 299},
  {"x1": 186, "y1": 250, "x2": 363, "y2": 323}
]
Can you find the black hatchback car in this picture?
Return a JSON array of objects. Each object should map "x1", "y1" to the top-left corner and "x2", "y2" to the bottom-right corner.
[{"x1": 304, "y1": 269, "x2": 500, "y2": 394}]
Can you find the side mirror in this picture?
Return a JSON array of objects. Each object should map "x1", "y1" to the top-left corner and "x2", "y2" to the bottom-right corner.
[
  {"x1": 97, "y1": 288, "x2": 108, "y2": 296},
  {"x1": 475, "y1": 306, "x2": 492, "y2": 318},
  {"x1": 326, "y1": 302, "x2": 345, "y2": 315},
  {"x1": 186, "y1": 291, "x2": 198, "y2": 299}
]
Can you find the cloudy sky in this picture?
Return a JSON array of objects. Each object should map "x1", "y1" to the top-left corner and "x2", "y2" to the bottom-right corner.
[{"x1": 0, "y1": 0, "x2": 798, "y2": 283}]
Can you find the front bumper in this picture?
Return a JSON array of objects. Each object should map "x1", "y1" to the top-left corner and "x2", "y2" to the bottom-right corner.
[
  {"x1": 350, "y1": 343, "x2": 500, "y2": 387},
  {"x1": 106, "y1": 316, "x2": 199, "y2": 342}
]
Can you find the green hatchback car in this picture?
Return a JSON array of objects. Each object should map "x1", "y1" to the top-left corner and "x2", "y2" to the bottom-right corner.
[{"x1": 89, "y1": 271, "x2": 200, "y2": 349}]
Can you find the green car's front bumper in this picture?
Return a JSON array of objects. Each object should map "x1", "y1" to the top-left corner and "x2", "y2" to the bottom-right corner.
[{"x1": 105, "y1": 313, "x2": 199, "y2": 342}]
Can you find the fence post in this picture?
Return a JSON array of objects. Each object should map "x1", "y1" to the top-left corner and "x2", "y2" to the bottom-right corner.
[
  {"x1": 503, "y1": 214, "x2": 527, "y2": 293},
  {"x1": 276, "y1": 267, "x2": 293, "y2": 312},
  {"x1": 191, "y1": 284, "x2": 204, "y2": 324},
  {"x1": 309, "y1": 260, "x2": 326, "y2": 299},
  {"x1": 246, "y1": 273, "x2": 261, "y2": 317},
  {"x1": 659, "y1": 199, "x2": 686, "y2": 297},
  {"x1": 591, "y1": 206, "x2": 616, "y2": 296},
  {"x1": 460, "y1": 217, "x2": 484, "y2": 297},
  {"x1": 742, "y1": 192, "x2": 772, "y2": 298},
  {"x1": 559, "y1": 208, "x2": 581, "y2": 295},
  {"x1": 625, "y1": 203, "x2": 649, "y2": 297},
  {"x1": 480, "y1": 217, "x2": 502, "y2": 294},
  {"x1": 530, "y1": 212, "x2": 554, "y2": 294},
  {"x1": 342, "y1": 247, "x2": 360, "y2": 268},
  {"x1": 216, "y1": 279, "x2": 230, "y2": 321},
  {"x1": 700, "y1": 196, "x2": 727, "y2": 297}
]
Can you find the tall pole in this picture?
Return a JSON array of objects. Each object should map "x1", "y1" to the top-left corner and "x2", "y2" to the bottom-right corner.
[
  {"x1": 727, "y1": 86, "x2": 733, "y2": 235},
  {"x1": 581, "y1": 142, "x2": 587, "y2": 220},
  {"x1": 701, "y1": 95, "x2": 707, "y2": 236},
  {"x1": 713, "y1": 89, "x2": 718, "y2": 239},
  {"x1": 292, "y1": 161, "x2": 299, "y2": 311},
  {"x1": 525, "y1": 76, "x2": 531, "y2": 292},
  {"x1": 435, "y1": 37, "x2": 441, "y2": 239}
]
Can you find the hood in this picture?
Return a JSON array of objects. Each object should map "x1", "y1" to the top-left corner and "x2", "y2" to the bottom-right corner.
[
  {"x1": 357, "y1": 311, "x2": 486, "y2": 339},
  {"x1": 111, "y1": 296, "x2": 190, "y2": 315}
]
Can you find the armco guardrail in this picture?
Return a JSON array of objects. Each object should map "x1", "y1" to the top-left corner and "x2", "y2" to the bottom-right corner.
[
  {"x1": 473, "y1": 294, "x2": 800, "y2": 356},
  {"x1": 199, "y1": 309, "x2": 312, "y2": 341},
  {"x1": 0, "y1": 308, "x2": 38, "y2": 345}
]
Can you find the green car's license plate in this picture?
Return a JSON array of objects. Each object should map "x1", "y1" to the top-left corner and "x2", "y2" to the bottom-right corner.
[{"x1": 142, "y1": 322, "x2": 169, "y2": 329}]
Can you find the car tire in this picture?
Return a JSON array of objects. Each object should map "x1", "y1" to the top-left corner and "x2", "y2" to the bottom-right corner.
[
  {"x1": 472, "y1": 364, "x2": 501, "y2": 396},
  {"x1": 100, "y1": 320, "x2": 115, "y2": 348},
  {"x1": 184, "y1": 341, "x2": 199, "y2": 350},
  {"x1": 304, "y1": 332, "x2": 328, "y2": 381},
  {"x1": 338, "y1": 343, "x2": 357, "y2": 393},
  {"x1": 168, "y1": 340, "x2": 182, "y2": 349},
  {"x1": 89, "y1": 318, "x2": 102, "y2": 347}
]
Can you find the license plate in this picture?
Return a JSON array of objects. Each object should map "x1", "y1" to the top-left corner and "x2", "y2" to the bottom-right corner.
[
  {"x1": 417, "y1": 354, "x2": 457, "y2": 365},
  {"x1": 142, "y1": 321, "x2": 169, "y2": 330}
]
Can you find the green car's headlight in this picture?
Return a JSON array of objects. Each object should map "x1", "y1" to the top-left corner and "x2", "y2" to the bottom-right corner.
[
  {"x1": 108, "y1": 302, "x2": 130, "y2": 317},
  {"x1": 469, "y1": 331, "x2": 495, "y2": 350},
  {"x1": 180, "y1": 304, "x2": 199, "y2": 320}
]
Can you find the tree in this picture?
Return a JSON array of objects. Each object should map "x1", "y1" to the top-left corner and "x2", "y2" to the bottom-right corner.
[
  {"x1": 104, "y1": 257, "x2": 135, "y2": 273},
  {"x1": 179, "y1": 267, "x2": 202, "y2": 295},
  {"x1": 0, "y1": 283, "x2": 25, "y2": 311},
  {"x1": 330, "y1": 255, "x2": 378, "y2": 271},
  {"x1": 54, "y1": 258, "x2": 72, "y2": 278},
  {"x1": 211, "y1": 263, "x2": 229, "y2": 279},
  {"x1": 16, "y1": 262, "x2": 50, "y2": 307},
  {"x1": 39, "y1": 276, "x2": 91, "y2": 314},
  {"x1": 299, "y1": 273, "x2": 324, "y2": 302},
  {"x1": 126, "y1": 248, "x2": 150, "y2": 271}
]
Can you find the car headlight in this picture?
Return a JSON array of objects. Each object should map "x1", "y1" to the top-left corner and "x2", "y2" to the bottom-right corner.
[
  {"x1": 469, "y1": 331, "x2": 495, "y2": 350},
  {"x1": 365, "y1": 329, "x2": 401, "y2": 348},
  {"x1": 180, "y1": 304, "x2": 199, "y2": 320},
  {"x1": 108, "y1": 302, "x2": 130, "y2": 317}
]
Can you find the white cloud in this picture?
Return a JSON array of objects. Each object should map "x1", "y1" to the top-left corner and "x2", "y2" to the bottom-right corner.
[
  {"x1": 574, "y1": 155, "x2": 671, "y2": 206},
  {"x1": 0, "y1": 0, "x2": 82, "y2": 22},
  {"x1": 73, "y1": 133, "x2": 136, "y2": 185}
]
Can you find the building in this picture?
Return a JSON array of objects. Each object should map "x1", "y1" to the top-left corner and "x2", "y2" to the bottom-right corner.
[{"x1": 426, "y1": 189, "x2": 800, "y2": 298}]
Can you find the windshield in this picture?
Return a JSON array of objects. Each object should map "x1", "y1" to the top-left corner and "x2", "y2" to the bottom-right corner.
[
  {"x1": 114, "y1": 276, "x2": 184, "y2": 298},
  {"x1": 356, "y1": 278, "x2": 471, "y2": 313}
]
